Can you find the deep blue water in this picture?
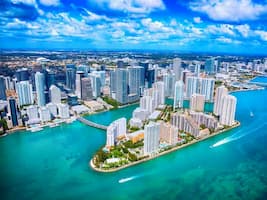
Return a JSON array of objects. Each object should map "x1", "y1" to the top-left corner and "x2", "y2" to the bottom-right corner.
[{"x1": 0, "y1": 88, "x2": 267, "y2": 200}]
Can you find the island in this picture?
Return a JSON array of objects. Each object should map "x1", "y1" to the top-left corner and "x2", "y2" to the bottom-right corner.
[{"x1": 90, "y1": 83, "x2": 241, "y2": 172}]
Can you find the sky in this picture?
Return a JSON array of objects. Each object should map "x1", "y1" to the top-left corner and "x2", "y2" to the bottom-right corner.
[{"x1": 0, "y1": 0, "x2": 267, "y2": 54}]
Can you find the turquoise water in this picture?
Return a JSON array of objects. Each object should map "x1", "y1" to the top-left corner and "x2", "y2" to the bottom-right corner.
[
  {"x1": 1, "y1": 89, "x2": 267, "y2": 199},
  {"x1": 250, "y1": 76, "x2": 267, "y2": 86}
]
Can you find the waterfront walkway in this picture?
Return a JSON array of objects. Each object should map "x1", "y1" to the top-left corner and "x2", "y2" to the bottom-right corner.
[{"x1": 77, "y1": 117, "x2": 107, "y2": 130}]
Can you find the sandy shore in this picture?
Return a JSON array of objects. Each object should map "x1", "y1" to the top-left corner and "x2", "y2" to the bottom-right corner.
[{"x1": 90, "y1": 121, "x2": 240, "y2": 173}]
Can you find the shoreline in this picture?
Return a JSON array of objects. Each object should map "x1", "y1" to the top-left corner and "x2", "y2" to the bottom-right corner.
[{"x1": 90, "y1": 121, "x2": 240, "y2": 173}]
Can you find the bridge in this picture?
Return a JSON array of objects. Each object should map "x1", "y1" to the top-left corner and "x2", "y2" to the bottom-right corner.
[{"x1": 77, "y1": 117, "x2": 108, "y2": 130}]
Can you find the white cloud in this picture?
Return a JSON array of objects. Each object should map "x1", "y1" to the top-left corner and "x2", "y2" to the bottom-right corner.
[
  {"x1": 236, "y1": 24, "x2": 250, "y2": 37},
  {"x1": 190, "y1": 0, "x2": 267, "y2": 21},
  {"x1": 39, "y1": 0, "x2": 60, "y2": 7},
  {"x1": 254, "y1": 30, "x2": 267, "y2": 41},
  {"x1": 90, "y1": 0, "x2": 165, "y2": 14},
  {"x1": 11, "y1": 0, "x2": 36, "y2": 5},
  {"x1": 193, "y1": 17, "x2": 202, "y2": 23},
  {"x1": 207, "y1": 24, "x2": 235, "y2": 35}
]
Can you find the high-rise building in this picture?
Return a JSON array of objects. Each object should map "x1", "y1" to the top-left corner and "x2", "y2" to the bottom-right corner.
[
  {"x1": 205, "y1": 58, "x2": 216, "y2": 74},
  {"x1": 105, "y1": 117, "x2": 126, "y2": 147},
  {"x1": 0, "y1": 76, "x2": 7, "y2": 100},
  {"x1": 214, "y1": 86, "x2": 228, "y2": 116},
  {"x1": 110, "y1": 70, "x2": 116, "y2": 93},
  {"x1": 173, "y1": 80, "x2": 184, "y2": 110},
  {"x1": 46, "y1": 103, "x2": 57, "y2": 118},
  {"x1": 199, "y1": 78, "x2": 215, "y2": 102},
  {"x1": 185, "y1": 76, "x2": 215, "y2": 101},
  {"x1": 115, "y1": 69, "x2": 128, "y2": 104},
  {"x1": 75, "y1": 71, "x2": 85, "y2": 99},
  {"x1": 77, "y1": 65, "x2": 89, "y2": 77},
  {"x1": 163, "y1": 73, "x2": 175, "y2": 97},
  {"x1": 8, "y1": 98, "x2": 19, "y2": 127},
  {"x1": 219, "y1": 95, "x2": 237, "y2": 126},
  {"x1": 90, "y1": 74, "x2": 101, "y2": 98},
  {"x1": 16, "y1": 81, "x2": 34, "y2": 106},
  {"x1": 106, "y1": 124, "x2": 116, "y2": 147},
  {"x1": 159, "y1": 122, "x2": 178, "y2": 145},
  {"x1": 128, "y1": 66, "x2": 144, "y2": 96},
  {"x1": 190, "y1": 93, "x2": 205, "y2": 112},
  {"x1": 173, "y1": 58, "x2": 182, "y2": 81},
  {"x1": 144, "y1": 121, "x2": 160, "y2": 155},
  {"x1": 57, "y1": 103, "x2": 70, "y2": 119},
  {"x1": 15, "y1": 68, "x2": 29, "y2": 82},
  {"x1": 81, "y1": 77, "x2": 93, "y2": 101},
  {"x1": 39, "y1": 107, "x2": 51, "y2": 122},
  {"x1": 147, "y1": 69, "x2": 155, "y2": 88},
  {"x1": 49, "y1": 85, "x2": 61, "y2": 104},
  {"x1": 35, "y1": 72, "x2": 46, "y2": 106},
  {"x1": 46, "y1": 69, "x2": 56, "y2": 89},
  {"x1": 66, "y1": 64, "x2": 76, "y2": 92},
  {"x1": 27, "y1": 105, "x2": 39, "y2": 121},
  {"x1": 153, "y1": 81, "x2": 165, "y2": 105}
]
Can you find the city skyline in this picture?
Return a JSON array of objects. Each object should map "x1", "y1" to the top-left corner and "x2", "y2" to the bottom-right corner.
[{"x1": 1, "y1": 0, "x2": 267, "y2": 54}]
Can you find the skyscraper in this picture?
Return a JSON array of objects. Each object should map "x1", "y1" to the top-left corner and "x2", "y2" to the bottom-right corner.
[
  {"x1": 173, "y1": 80, "x2": 184, "y2": 110},
  {"x1": 199, "y1": 78, "x2": 215, "y2": 102},
  {"x1": 0, "y1": 76, "x2": 7, "y2": 100},
  {"x1": 15, "y1": 68, "x2": 29, "y2": 82},
  {"x1": 8, "y1": 98, "x2": 18, "y2": 127},
  {"x1": 75, "y1": 71, "x2": 85, "y2": 99},
  {"x1": 49, "y1": 85, "x2": 61, "y2": 104},
  {"x1": 115, "y1": 69, "x2": 128, "y2": 104},
  {"x1": 190, "y1": 93, "x2": 205, "y2": 112},
  {"x1": 16, "y1": 81, "x2": 34, "y2": 106},
  {"x1": 163, "y1": 73, "x2": 175, "y2": 97},
  {"x1": 147, "y1": 69, "x2": 155, "y2": 88},
  {"x1": 205, "y1": 58, "x2": 216, "y2": 74},
  {"x1": 153, "y1": 81, "x2": 165, "y2": 105},
  {"x1": 214, "y1": 86, "x2": 228, "y2": 116},
  {"x1": 81, "y1": 77, "x2": 93, "y2": 101},
  {"x1": 90, "y1": 74, "x2": 101, "y2": 98},
  {"x1": 128, "y1": 66, "x2": 144, "y2": 96},
  {"x1": 46, "y1": 69, "x2": 56, "y2": 89},
  {"x1": 173, "y1": 58, "x2": 182, "y2": 81},
  {"x1": 185, "y1": 76, "x2": 215, "y2": 101},
  {"x1": 35, "y1": 72, "x2": 46, "y2": 107},
  {"x1": 219, "y1": 95, "x2": 237, "y2": 126},
  {"x1": 144, "y1": 121, "x2": 160, "y2": 155},
  {"x1": 66, "y1": 64, "x2": 76, "y2": 92}
]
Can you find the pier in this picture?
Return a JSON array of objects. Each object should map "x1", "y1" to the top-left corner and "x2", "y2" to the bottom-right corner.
[{"x1": 77, "y1": 117, "x2": 107, "y2": 130}]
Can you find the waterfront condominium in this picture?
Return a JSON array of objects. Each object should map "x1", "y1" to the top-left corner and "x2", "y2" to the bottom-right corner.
[
  {"x1": 81, "y1": 77, "x2": 93, "y2": 101},
  {"x1": 128, "y1": 66, "x2": 144, "y2": 97},
  {"x1": 219, "y1": 95, "x2": 237, "y2": 126},
  {"x1": 8, "y1": 97, "x2": 19, "y2": 127},
  {"x1": 190, "y1": 93, "x2": 205, "y2": 112},
  {"x1": 35, "y1": 72, "x2": 46, "y2": 107},
  {"x1": 214, "y1": 85, "x2": 228, "y2": 116},
  {"x1": 153, "y1": 81, "x2": 165, "y2": 105},
  {"x1": 173, "y1": 80, "x2": 184, "y2": 111},
  {"x1": 115, "y1": 69, "x2": 128, "y2": 104},
  {"x1": 16, "y1": 81, "x2": 34, "y2": 106},
  {"x1": 185, "y1": 76, "x2": 215, "y2": 101},
  {"x1": 105, "y1": 117, "x2": 127, "y2": 147},
  {"x1": 49, "y1": 85, "x2": 61, "y2": 104},
  {"x1": 65, "y1": 64, "x2": 76, "y2": 92},
  {"x1": 144, "y1": 121, "x2": 160, "y2": 155},
  {"x1": 163, "y1": 73, "x2": 175, "y2": 97}
]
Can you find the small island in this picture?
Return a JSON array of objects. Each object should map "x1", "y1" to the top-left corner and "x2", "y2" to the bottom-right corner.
[{"x1": 90, "y1": 83, "x2": 240, "y2": 172}]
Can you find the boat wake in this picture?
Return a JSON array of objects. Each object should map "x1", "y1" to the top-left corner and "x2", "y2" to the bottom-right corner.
[
  {"x1": 118, "y1": 175, "x2": 139, "y2": 184},
  {"x1": 211, "y1": 123, "x2": 267, "y2": 148}
]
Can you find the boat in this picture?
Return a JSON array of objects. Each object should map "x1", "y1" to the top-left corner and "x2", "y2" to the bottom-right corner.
[
  {"x1": 118, "y1": 176, "x2": 135, "y2": 183},
  {"x1": 250, "y1": 111, "x2": 254, "y2": 117},
  {"x1": 49, "y1": 123, "x2": 59, "y2": 128},
  {"x1": 30, "y1": 127, "x2": 43, "y2": 132}
]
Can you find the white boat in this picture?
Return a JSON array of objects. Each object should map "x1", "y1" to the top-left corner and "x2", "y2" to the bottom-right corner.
[
  {"x1": 50, "y1": 123, "x2": 59, "y2": 128},
  {"x1": 250, "y1": 111, "x2": 254, "y2": 117},
  {"x1": 30, "y1": 127, "x2": 43, "y2": 132},
  {"x1": 118, "y1": 176, "x2": 135, "y2": 183}
]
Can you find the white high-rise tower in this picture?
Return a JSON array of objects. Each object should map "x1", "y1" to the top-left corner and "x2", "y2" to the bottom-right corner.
[
  {"x1": 214, "y1": 85, "x2": 228, "y2": 116},
  {"x1": 219, "y1": 95, "x2": 237, "y2": 126}
]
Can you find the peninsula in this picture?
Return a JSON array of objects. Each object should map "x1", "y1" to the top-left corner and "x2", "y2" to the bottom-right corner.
[{"x1": 90, "y1": 83, "x2": 240, "y2": 172}]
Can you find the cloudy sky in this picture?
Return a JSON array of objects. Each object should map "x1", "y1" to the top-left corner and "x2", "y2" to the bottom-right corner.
[{"x1": 1, "y1": 0, "x2": 267, "y2": 54}]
